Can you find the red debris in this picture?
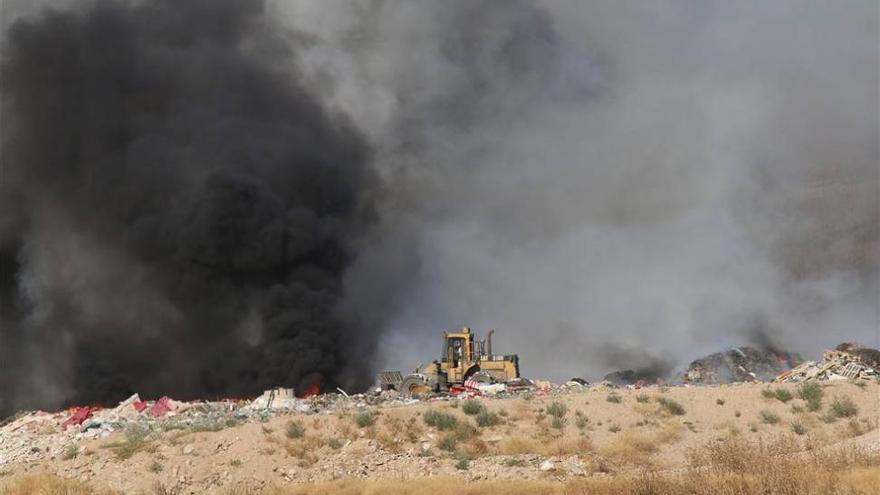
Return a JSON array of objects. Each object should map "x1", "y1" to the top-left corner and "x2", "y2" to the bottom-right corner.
[
  {"x1": 133, "y1": 400, "x2": 148, "y2": 413},
  {"x1": 61, "y1": 406, "x2": 100, "y2": 429},
  {"x1": 149, "y1": 396, "x2": 176, "y2": 417},
  {"x1": 448, "y1": 384, "x2": 480, "y2": 398}
]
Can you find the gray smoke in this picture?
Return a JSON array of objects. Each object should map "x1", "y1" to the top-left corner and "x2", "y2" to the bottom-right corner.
[
  {"x1": 1, "y1": 0, "x2": 877, "y2": 415},
  {"x1": 281, "y1": 0, "x2": 878, "y2": 380}
]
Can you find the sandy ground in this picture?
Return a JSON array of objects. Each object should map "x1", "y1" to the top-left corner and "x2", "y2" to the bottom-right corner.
[{"x1": 2, "y1": 381, "x2": 878, "y2": 494}]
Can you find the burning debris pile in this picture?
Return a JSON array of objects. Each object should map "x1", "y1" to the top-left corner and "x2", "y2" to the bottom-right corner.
[
  {"x1": 682, "y1": 347, "x2": 803, "y2": 385},
  {"x1": 775, "y1": 342, "x2": 879, "y2": 383},
  {"x1": 602, "y1": 369, "x2": 663, "y2": 387}
]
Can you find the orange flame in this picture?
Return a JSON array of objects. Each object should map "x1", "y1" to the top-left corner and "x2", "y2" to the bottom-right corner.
[{"x1": 303, "y1": 383, "x2": 320, "y2": 397}]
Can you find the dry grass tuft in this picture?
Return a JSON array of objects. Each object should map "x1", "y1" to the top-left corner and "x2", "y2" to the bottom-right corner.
[
  {"x1": 600, "y1": 421, "x2": 684, "y2": 467},
  {"x1": 0, "y1": 474, "x2": 120, "y2": 495},
  {"x1": 5, "y1": 444, "x2": 880, "y2": 495}
]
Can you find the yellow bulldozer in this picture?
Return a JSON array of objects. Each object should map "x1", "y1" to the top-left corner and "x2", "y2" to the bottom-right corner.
[{"x1": 378, "y1": 327, "x2": 520, "y2": 396}]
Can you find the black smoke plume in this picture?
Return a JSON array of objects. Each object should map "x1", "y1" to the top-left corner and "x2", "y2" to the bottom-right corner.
[{"x1": 0, "y1": 0, "x2": 374, "y2": 415}]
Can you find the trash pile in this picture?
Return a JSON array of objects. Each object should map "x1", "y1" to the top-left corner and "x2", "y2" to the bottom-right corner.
[
  {"x1": 602, "y1": 369, "x2": 663, "y2": 387},
  {"x1": 0, "y1": 387, "x2": 424, "y2": 468},
  {"x1": 774, "y1": 342, "x2": 879, "y2": 383},
  {"x1": 682, "y1": 346, "x2": 803, "y2": 385}
]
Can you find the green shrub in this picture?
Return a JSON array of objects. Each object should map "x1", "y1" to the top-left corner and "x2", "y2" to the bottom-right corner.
[
  {"x1": 451, "y1": 422, "x2": 478, "y2": 442},
  {"x1": 354, "y1": 411, "x2": 376, "y2": 428},
  {"x1": 761, "y1": 389, "x2": 776, "y2": 399},
  {"x1": 475, "y1": 411, "x2": 500, "y2": 427},
  {"x1": 657, "y1": 397, "x2": 686, "y2": 415},
  {"x1": 797, "y1": 381, "x2": 823, "y2": 409},
  {"x1": 636, "y1": 394, "x2": 650, "y2": 403},
  {"x1": 575, "y1": 415, "x2": 589, "y2": 430},
  {"x1": 760, "y1": 410, "x2": 780, "y2": 425},
  {"x1": 551, "y1": 416, "x2": 565, "y2": 429},
  {"x1": 285, "y1": 420, "x2": 305, "y2": 439},
  {"x1": 606, "y1": 393, "x2": 622, "y2": 404},
  {"x1": 546, "y1": 401, "x2": 567, "y2": 419},
  {"x1": 328, "y1": 438, "x2": 343, "y2": 450},
  {"x1": 773, "y1": 389, "x2": 794, "y2": 403},
  {"x1": 454, "y1": 452, "x2": 472, "y2": 470},
  {"x1": 503, "y1": 458, "x2": 527, "y2": 467},
  {"x1": 438, "y1": 436, "x2": 458, "y2": 452},
  {"x1": 61, "y1": 445, "x2": 79, "y2": 461},
  {"x1": 791, "y1": 421, "x2": 807, "y2": 435},
  {"x1": 830, "y1": 396, "x2": 858, "y2": 418},
  {"x1": 819, "y1": 413, "x2": 837, "y2": 424},
  {"x1": 102, "y1": 424, "x2": 153, "y2": 460},
  {"x1": 462, "y1": 401, "x2": 485, "y2": 416},
  {"x1": 423, "y1": 410, "x2": 458, "y2": 430}
]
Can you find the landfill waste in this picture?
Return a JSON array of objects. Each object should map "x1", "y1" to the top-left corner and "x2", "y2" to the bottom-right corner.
[
  {"x1": 566, "y1": 378, "x2": 589, "y2": 387},
  {"x1": 602, "y1": 369, "x2": 663, "y2": 387},
  {"x1": 682, "y1": 346, "x2": 803, "y2": 384},
  {"x1": 775, "y1": 343, "x2": 879, "y2": 383},
  {"x1": 0, "y1": 378, "x2": 554, "y2": 469},
  {"x1": 245, "y1": 388, "x2": 298, "y2": 411},
  {"x1": 834, "y1": 342, "x2": 880, "y2": 369}
]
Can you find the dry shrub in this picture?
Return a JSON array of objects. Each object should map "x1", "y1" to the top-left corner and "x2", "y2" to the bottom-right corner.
[
  {"x1": 259, "y1": 458, "x2": 880, "y2": 494},
  {"x1": 283, "y1": 435, "x2": 325, "y2": 467},
  {"x1": 653, "y1": 422, "x2": 684, "y2": 444},
  {"x1": 600, "y1": 431, "x2": 659, "y2": 466},
  {"x1": 494, "y1": 430, "x2": 590, "y2": 457},
  {"x1": 6, "y1": 449, "x2": 880, "y2": 495},
  {"x1": 632, "y1": 402, "x2": 659, "y2": 417},
  {"x1": 497, "y1": 436, "x2": 537, "y2": 455},
  {"x1": 0, "y1": 475, "x2": 120, "y2": 495},
  {"x1": 838, "y1": 418, "x2": 875, "y2": 439},
  {"x1": 541, "y1": 436, "x2": 592, "y2": 456},
  {"x1": 688, "y1": 433, "x2": 880, "y2": 493},
  {"x1": 374, "y1": 429, "x2": 402, "y2": 453},
  {"x1": 600, "y1": 422, "x2": 683, "y2": 467},
  {"x1": 460, "y1": 438, "x2": 489, "y2": 456},
  {"x1": 509, "y1": 401, "x2": 533, "y2": 422}
]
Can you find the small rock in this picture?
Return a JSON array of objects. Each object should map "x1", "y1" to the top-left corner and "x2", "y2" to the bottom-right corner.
[
  {"x1": 565, "y1": 461, "x2": 586, "y2": 476},
  {"x1": 182, "y1": 444, "x2": 194, "y2": 455},
  {"x1": 540, "y1": 460, "x2": 555, "y2": 472}
]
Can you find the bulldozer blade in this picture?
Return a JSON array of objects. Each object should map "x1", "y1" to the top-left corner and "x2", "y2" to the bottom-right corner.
[{"x1": 377, "y1": 370, "x2": 404, "y2": 388}]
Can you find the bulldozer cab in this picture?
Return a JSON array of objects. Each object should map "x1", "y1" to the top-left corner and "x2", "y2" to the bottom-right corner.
[{"x1": 442, "y1": 327, "x2": 476, "y2": 383}]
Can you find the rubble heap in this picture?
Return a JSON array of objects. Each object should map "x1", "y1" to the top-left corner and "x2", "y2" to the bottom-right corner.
[
  {"x1": 775, "y1": 343, "x2": 879, "y2": 383},
  {"x1": 602, "y1": 369, "x2": 663, "y2": 387},
  {"x1": 682, "y1": 346, "x2": 802, "y2": 385}
]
